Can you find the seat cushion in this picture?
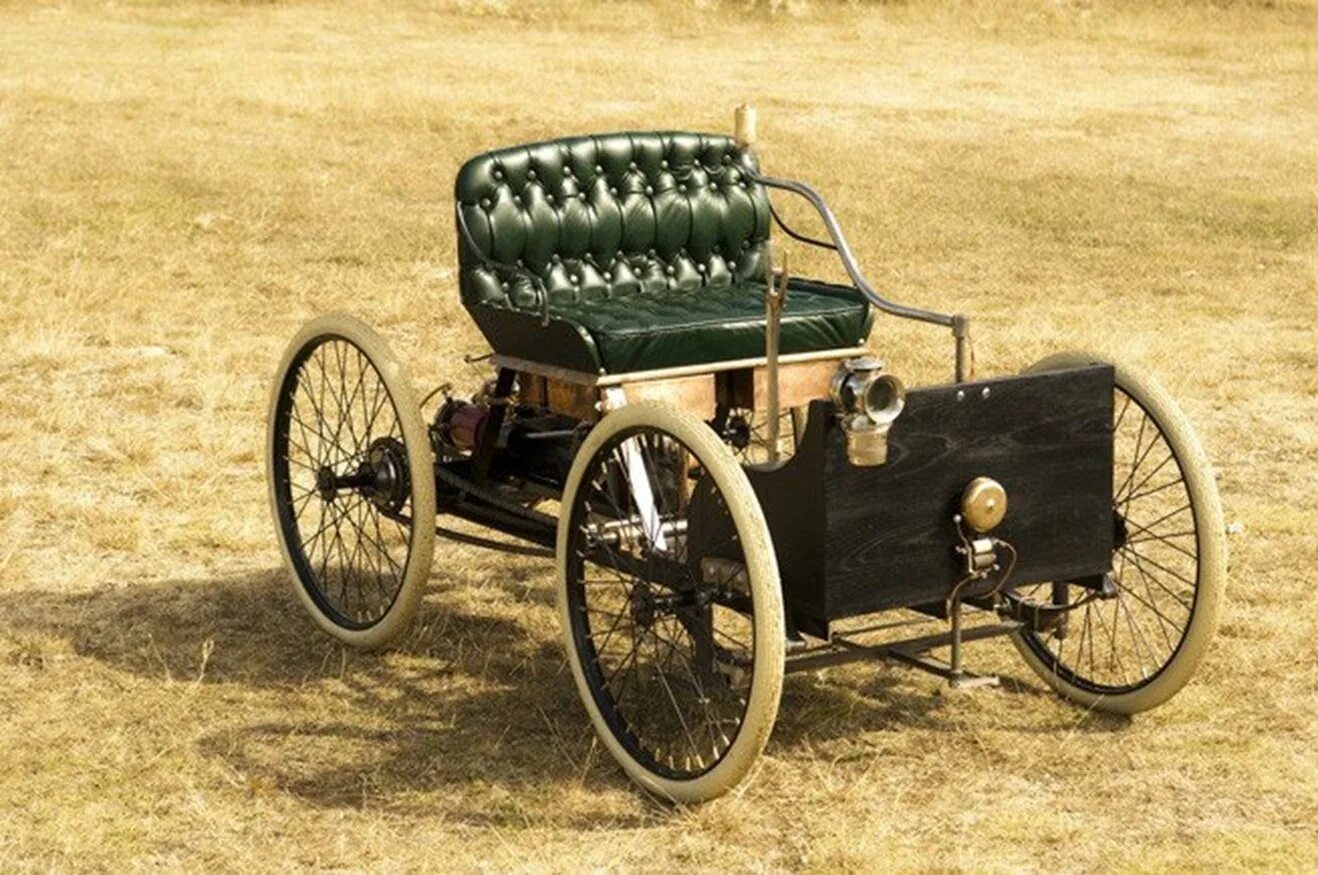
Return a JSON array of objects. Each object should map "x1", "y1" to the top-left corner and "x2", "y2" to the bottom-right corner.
[
  {"x1": 560, "y1": 278, "x2": 870, "y2": 373},
  {"x1": 467, "y1": 278, "x2": 872, "y2": 374}
]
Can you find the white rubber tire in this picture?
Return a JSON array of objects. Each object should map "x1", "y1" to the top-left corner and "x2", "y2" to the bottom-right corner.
[
  {"x1": 266, "y1": 312, "x2": 436, "y2": 649},
  {"x1": 557, "y1": 402, "x2": 785, "y2": 803},
  {"x1": 1012, "y1": 351, "x2": 1226, "y2": 714}
]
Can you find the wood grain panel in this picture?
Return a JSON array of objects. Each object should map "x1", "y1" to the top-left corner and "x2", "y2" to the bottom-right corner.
[{"x1": 748, "y1": 365, "x2": 1115, "y2": 627}]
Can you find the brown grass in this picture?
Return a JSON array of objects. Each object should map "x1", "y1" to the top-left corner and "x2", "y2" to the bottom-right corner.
[{"x1": 1, "y1": 0, "x2": 1316, "y2": 870}]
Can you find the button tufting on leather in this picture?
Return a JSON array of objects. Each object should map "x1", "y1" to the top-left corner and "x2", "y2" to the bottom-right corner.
[{"x1": 456, "y1": 132, "x2": 784, "y2": 343}]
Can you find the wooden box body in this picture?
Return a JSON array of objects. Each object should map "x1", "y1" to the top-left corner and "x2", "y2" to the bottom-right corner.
[{"x1": 747, "y1": 365, "x2": 1115, "y2": 632}]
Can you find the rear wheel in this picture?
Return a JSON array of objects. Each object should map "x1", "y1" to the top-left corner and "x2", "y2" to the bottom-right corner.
[
  {"x1": 557, "y1": 402, "x2": 785, "y2": 802},
  {"x1": 1009, "y1": 352, "x2": 1226, "y2": 713},
  {"x1": 713, "y1": 404, "x2": 803, "y2": 466},
  {"x1": 266, "y1": 313, "x2": 436, "y2": 648}
]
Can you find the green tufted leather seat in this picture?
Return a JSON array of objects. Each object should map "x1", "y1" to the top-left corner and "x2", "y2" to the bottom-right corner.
[{"x1": 455, "y1": 132, "x2": 873, "y2": 375}]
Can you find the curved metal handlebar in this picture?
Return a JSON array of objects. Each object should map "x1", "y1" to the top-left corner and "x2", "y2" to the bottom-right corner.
[
  {"x1": 748, "y1": 170, "x2": 962, "y2": 331},
  {"x1": 749, "y1": 170, "x2": 973, "y2": 381}
]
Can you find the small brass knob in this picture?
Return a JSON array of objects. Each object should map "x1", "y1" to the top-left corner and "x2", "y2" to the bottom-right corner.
[{"x1": 962, "y1": 476, "x2": 1008, "y2": 533}]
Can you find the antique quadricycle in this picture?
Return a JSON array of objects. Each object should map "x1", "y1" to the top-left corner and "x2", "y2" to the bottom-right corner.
[{"x1": 266, "y1": 109, "x2": 1226, "y2": 802}]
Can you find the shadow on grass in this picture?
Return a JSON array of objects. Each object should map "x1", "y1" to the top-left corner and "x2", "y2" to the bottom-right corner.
[{"x1": 0, "y1": 567, "x2": 1127, "y2": 817}]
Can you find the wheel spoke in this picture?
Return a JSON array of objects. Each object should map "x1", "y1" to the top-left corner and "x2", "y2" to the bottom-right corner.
[
  {"x1": 1121, "y1": 454, "x2": 1176, "y2": 505},
  {"x1": 1119, "y1": 545, "x2": 1196, "y2": 595},
  {"x1": 1120, "y1": 548, "x2": 1193, "y2": 611}
]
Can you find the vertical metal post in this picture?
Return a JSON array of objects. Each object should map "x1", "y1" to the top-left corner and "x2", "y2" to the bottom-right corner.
[
  {"x1": 953, "y1": 314, "x2": 972, "y2": 383},
  {"x1": 1051, "y1": 581, "x2": 1070, "y2": 640},
  {"x1": 948, "y1": 596, "x2": 963, "y2": 682},
  {"x1": 765, "y1": 251, "x2": 788, "y2": 465}
]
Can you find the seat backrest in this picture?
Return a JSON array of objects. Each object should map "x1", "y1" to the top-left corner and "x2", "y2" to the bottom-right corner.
[{"x1": 455, "y1": 132, "x2": 771, "y2": 313}]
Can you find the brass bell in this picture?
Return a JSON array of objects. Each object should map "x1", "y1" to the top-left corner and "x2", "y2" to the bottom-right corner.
[{"x1": 961, "y1": 477, "x2": 1007, "y2": 533}]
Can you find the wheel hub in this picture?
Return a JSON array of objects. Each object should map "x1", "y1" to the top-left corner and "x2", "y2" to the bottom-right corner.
[
  {"x1": 724, "y1": 414, "x2": 751, "y2": 451},
  {"x1": 316, "y1": 466, "x2": 338, "y2": 502},
  {"x1": 628, "y1": 583, "x2": 695, "y2": 628},
  {"x1": 313, "y1": 438, "x2": 409, "y2": 509},
  {"x1": 365, "y1": 437, "x2": 409, "y2": 512},
  {"x1": 630, "y1": 583, "x2": 657, "y2": 628}
]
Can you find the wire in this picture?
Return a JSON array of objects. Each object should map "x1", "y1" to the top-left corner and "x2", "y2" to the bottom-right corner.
[
  {"x1": 768, "y1": 201, "x2": 837, "y2": 251},
  {"x1": 986, "y1": 539, "x2": 1019, "y2": 602},
  {"x1": 419, "y1": 382, "x2": 452, "y2": 412}
]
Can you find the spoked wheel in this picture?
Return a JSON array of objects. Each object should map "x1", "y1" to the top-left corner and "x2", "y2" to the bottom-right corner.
[
  {"x1": 267, "y1": 313, "x2": 436, "y2": 648},
  {"x1": 1009, "y1": 352, "x2": 1226, "y2": 713},
  {"x1": 557, "y1": 402, "x2": 785, "y2": 802}
]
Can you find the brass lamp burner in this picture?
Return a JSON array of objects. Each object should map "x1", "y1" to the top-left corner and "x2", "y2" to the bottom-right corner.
[{"x1": 961, "y1": 476, "x2": 1007, "y2": 533}]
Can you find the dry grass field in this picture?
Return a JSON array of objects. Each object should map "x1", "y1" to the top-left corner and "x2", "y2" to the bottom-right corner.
[{"x1": 2, "y1": 0, "x2": 1316, "y2": 870}]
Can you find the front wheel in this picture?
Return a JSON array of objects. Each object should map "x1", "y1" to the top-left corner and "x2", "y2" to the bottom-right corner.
[
  {"x1": 1009, "y1": 352, "x2": 1226, "y2": 714},
  {"x1": 557, "y1": 402, "x2": 785, "y2": 802}
]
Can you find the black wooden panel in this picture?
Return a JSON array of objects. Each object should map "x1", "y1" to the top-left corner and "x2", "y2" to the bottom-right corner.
[
  {"x1": 749, "y1": 365, "x2": 1114, "y2": 626},
  {"x1": 743, "y1": 421, "x2": 828, "y2": 629}
]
